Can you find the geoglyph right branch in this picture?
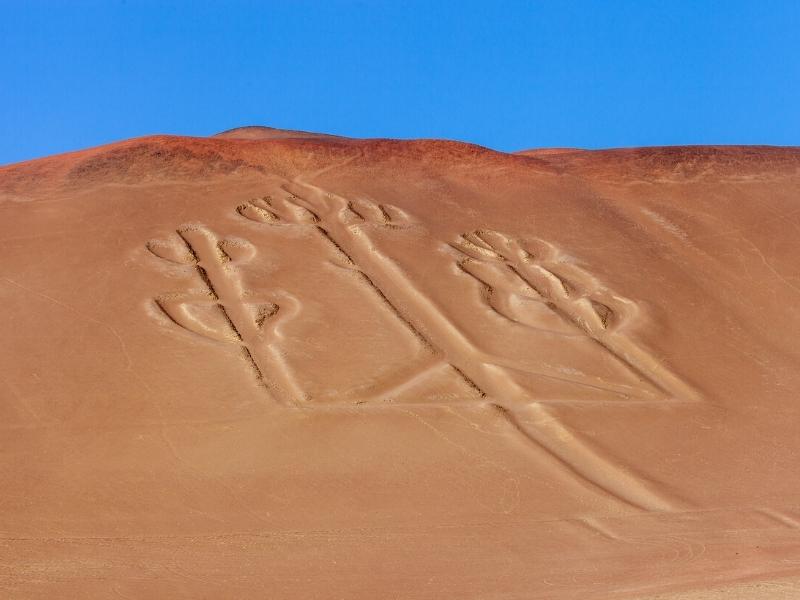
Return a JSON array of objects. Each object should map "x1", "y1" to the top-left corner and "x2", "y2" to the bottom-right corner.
[{"x1": 451, "y1": 229, "x2": 700, "y2": 402}]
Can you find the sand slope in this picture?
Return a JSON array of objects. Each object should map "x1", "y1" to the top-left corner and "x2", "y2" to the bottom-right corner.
[{"x1": 1, "y1": 131, "x2": 800, "y2": 598}]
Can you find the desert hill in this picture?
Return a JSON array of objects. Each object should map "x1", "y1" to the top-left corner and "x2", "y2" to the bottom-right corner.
[{"x1": 1, "y1": 128, "x2": 800, "y2": 598}]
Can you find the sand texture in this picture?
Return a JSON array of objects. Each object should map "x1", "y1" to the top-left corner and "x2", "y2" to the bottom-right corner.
[{"x1": 2, "y1": 128, "x2": 800, "y2": 598}]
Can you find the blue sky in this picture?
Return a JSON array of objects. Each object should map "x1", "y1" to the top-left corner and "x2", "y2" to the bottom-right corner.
[{"x1": 1, "y1": 1, "x2": 799, "y2": 165}]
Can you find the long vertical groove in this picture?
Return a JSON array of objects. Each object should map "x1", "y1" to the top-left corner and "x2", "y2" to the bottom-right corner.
[
  {"x1": 287, "y1": 172, "x2": 685, "y2": 511},
  {"x1": 314, "y1": 224, "x2": 435, "y2": 353}
]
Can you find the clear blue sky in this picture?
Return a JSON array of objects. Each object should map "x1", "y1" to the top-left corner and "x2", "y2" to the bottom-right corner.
[{"x1": 2, "y1": 1, "x2": 799, "y2": 165}]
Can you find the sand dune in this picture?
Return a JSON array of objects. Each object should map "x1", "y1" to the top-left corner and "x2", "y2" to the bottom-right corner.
[{"x1": 1, "y1": 128, "x2": 800, "y2": 598}]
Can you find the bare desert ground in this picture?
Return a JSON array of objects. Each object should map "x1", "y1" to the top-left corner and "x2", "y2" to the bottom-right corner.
[{"x1": 1, "y1": 127, "x2": 800, "y2": 598}]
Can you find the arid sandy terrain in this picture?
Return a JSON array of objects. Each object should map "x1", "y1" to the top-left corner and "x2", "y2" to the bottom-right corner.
[{"x1": 2, "y1": 127, "x2": 800, "y2": 598}]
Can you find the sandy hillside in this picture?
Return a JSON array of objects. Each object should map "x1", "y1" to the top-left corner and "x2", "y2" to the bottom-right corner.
[{"x1": 1, "y1": 128, "x2": 800, "y2": 598}]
